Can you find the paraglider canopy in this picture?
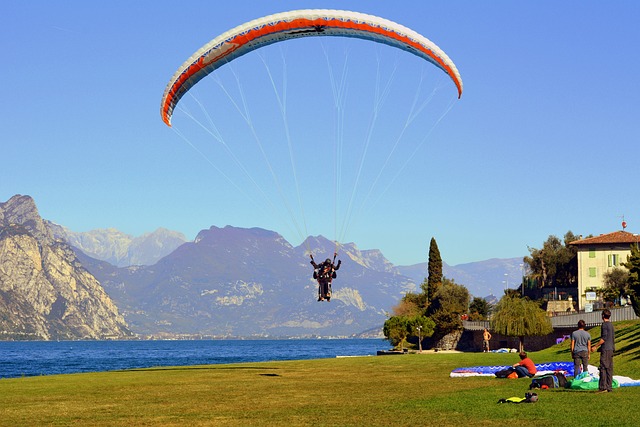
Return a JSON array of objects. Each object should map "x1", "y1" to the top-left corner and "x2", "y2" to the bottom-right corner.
[{"x1": 161, "y1": 9, "x2": 463, "y2": 127}]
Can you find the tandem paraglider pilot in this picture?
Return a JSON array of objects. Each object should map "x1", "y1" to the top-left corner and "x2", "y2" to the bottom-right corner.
[{"x1": 310, "y1": 253, "x2": 341, "y2": 302}]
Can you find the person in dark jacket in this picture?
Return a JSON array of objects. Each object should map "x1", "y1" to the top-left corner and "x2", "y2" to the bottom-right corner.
[
  {"x1": 310, "y1": 254, "x2": 341, "y2": 302},
  {"x1": 592, "y1": 309, "x2": 615, "y2": 393}
]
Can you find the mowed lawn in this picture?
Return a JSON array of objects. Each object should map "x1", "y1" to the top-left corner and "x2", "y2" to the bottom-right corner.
[{"x1": 2, "y1": 320, "x2": 640, "y2": 426}]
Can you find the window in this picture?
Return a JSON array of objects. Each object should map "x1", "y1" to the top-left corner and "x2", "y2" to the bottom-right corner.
[
  {"x1": 589, "y1": 249, "x2": 596, "y2": 258},
  {"x1": 608, "y1": 254, "x2": 619, "y2": 267},
  {"x1": 589, "y1": 267, "x2": 597, "y2": 277}
]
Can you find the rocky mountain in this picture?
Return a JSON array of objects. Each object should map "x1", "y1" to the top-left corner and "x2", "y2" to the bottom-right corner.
[
  {"x1": 77, "y1": 226, "x2": 417, "y2": 337},
  {"x1": 0, "y1": 195, "x2": 132, "y2": 340},
  {"x1": 48, "y1": 224, "x2": 186, "y2": 267}
]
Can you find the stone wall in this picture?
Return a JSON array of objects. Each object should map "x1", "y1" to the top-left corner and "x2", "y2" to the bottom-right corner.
[{"x1": 433, "y1": 330, "x2": 463, "y2": 350}]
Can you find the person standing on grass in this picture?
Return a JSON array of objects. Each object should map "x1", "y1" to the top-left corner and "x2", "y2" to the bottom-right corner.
[
  {"x1": 482, "y1": 328, "x2": 492, "y2": 353},
  {"x1": 571, "y1": 319, "x2": 591, "y2": 376},
  {"x1": 591, "y1": 309, "x2": 615, "y2": 393}
]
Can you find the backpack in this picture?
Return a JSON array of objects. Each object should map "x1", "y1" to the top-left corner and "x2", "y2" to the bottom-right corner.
[
  {"x1": 495, "y1": 368, "x2": 514, "y2": 378},
  {"x1": 529, "y1": 372, "x2": 567, "y2": 389}
]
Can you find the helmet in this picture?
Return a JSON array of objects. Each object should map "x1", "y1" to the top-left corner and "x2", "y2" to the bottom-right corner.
[
  {"x1": 524, "y1": 392, "x2": 538, "y2": 403},
  {"x1": 325, "y1": 259, "x2": 332, "y2": 264}
]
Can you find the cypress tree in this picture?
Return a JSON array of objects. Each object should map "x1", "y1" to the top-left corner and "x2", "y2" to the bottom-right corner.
[{"x1": 427, "y1": 237, "x2": 443, "y2": 301}]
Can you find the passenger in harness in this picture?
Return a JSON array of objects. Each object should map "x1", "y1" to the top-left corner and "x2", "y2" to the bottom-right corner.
[{"x1": 310, "y1": 253, "x2": 341, "y2": 302}]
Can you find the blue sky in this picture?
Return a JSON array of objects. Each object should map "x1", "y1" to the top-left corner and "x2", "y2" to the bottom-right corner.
[{"x1": 3, "y1": 1, "x2": 640, "y2": 267}]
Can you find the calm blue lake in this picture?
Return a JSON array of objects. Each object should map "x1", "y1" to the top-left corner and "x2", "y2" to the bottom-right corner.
[{"x1": 0, "y1": 339, "x2": 386, "y2": 379}]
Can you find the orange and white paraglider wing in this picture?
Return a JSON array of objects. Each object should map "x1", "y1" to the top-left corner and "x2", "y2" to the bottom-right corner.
[{"x1": 160, "y1": 9, "x2": 463, "y2": 127}]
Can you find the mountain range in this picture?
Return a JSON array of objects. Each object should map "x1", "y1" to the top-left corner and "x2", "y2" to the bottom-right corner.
[
  {"x1": 76, "y1": 227, "x2": 417, "y2": 337},
  {"x1": 70, "y1": 226, "x2": 523, "y2": 337},
  {"x1": 47, "y1": 223, "x2": 187, "y2": 267},
  {"x1": 0, "y1": 194, "x2": 525, "y2": 339},
  {"x1": 58, "y1": 225, "x2": 523, "y2": 301}
]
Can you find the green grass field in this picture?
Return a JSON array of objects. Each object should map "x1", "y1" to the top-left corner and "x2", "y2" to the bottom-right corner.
[{"x1": 2, "y1": 320, "x2": 640, "y2": 426}]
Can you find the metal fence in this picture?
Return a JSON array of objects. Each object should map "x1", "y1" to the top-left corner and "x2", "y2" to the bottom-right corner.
[
  {"x1": 462, "y1": 306, "x2": 639, "y2": 331},
  {"x1": 462, "y1": 320, "x2": 490, "y2": 331},
  {"x1": 549, "y1": 305, "x2": 638, "y2": 328}
]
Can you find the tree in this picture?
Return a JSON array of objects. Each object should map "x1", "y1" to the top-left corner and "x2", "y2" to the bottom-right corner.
[
  {"x1": 383, "y1": 316, "x2": 410, "y2": 350},
  {"x1": 383, "y1": 314, "x2": 435, "y2": 351},
  {"x1": 407, "y1": 315, "x2": 435, "y2": 352},
  {"x1": 468, "y1": 297, "x2": 491, "y2": 321},
  {"x1": 428, "y1": 278, "x2": 469, "y2": 337},
  {"x1": 425, "y1": 237, "x2": 443, "y2": 302},
  {"x1": 623, "y1": 243, "x2": 640, "y2": 317},
  {"x1": 523, "y1": 231, "x2": 579, "y2": 289},
  {"x1": 391, "y1": 292, "x2": 425, "y2": 317},
  {"x1": 601, "y1": 267, "x2": 630, "y2": 304},
  {"x1": 403, "y1": 237, "x2": 475, "y2": 351},
  {"x1": 490, "y1": 294, "x2": 553, "y2": 353}
]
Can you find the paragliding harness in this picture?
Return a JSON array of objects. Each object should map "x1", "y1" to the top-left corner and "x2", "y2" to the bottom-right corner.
[
  {"x1": 529, "y1": 372, "x2": 568, "y2": 389},
  {"x1": 310, "y1": 253, "x2": 340, "y2": 302}
]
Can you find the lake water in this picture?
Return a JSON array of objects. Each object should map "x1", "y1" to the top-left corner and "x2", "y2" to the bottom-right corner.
[{"x1": 0, "y1": 339, "x2": 386, "y2": 379}]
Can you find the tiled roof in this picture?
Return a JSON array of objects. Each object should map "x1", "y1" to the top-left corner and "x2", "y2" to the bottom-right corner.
[{"x1": 570, "y1": 230, "x2": 640, "y2": 246}]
